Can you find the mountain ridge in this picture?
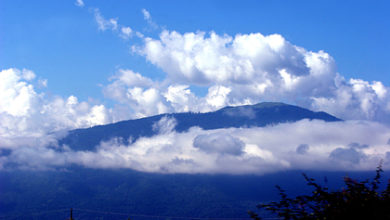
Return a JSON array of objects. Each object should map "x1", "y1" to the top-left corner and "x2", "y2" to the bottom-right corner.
[{"x1": 60, "y1": 102, "x2": 341, "y2": 151}]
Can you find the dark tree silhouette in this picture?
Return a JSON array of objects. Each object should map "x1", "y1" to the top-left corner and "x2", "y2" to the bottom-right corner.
[{"x1": 249, "y1": 163, "x2": 390, "y2": 220}]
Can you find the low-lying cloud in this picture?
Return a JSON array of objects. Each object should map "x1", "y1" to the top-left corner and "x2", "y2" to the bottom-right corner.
[
  {"x1": 2, "y1": 118, "x2": 390, "y2": 174},
  {"x1": 193, "y1": 132, "x2": 245, "y2": 156},
  {"x1": 296, "y1": 144, "x2": 309, "y2": 155}
]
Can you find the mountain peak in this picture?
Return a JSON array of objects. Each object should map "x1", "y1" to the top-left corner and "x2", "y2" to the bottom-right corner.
[{"x1": 252, "y1": 101, "x2": 288, "y2": 108}]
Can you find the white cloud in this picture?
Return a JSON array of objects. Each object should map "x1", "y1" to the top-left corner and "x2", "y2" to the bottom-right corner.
[
  {"x1": 0, "y1": 68, "x2": 388, "y2": 174},
  {"x1": 84, "y1": 6, "x2": 390, "y2": 123},
  {"x1": 163, "y1": 85, "x2": 198, "y2": 112},
  {"x1": 38, "y1": 79, "x2": 48, "y2": 88},
  {"x1": 75, "y1": 0, "x2": 84, "y2": 7},
  {"x1": 102, "y1": 69, "x2": 250, "y2": 119},
  {"x1": 142, "y1": 8, "x2": 158, "y2": 29},
  {"x1": 131, "y1": 30, "x2": 390, "y2": 122},
  {"x1": 104, "y1": 69, "x2": 193, "y2": 119},
  {"x1": 135, "y1": 31, "x2": 144, "y2": 38},
  {"x1": 120, "y1": 26, "x2": 132, "y2": 39},
  {"x1": 142, "y1": 9, "x2": 151, "y2": 21},
  {"x1": 102, "y1": 59, "x2": 390, "y2": 124},
  {"x1": 138, "y1": 31, "x2": 313, "y2": 85},
  {"x1": 94, "y1": 8, "x2": 118, "y2": 31},
  {"x1": 0, "y1": 68, "x2": 111, "y2": 150},
  {"x1": 103, "y1": 71, "x2": 168, "y2": 119},
  {"x1": 311, "y1": 77, "x2": 390, "y2": 122},
  {"x1": 0, "y1": 68, "x2": 39, "y2": 117},
  {"x1": 205, "y1": 85, "x2": 231, "y2": 109},
  {"x1": 3, "y1": 119, "x2": 390, "y2": 174},
  {"x1": 93, "y1": 8, "x2": 143, "y2": 41},
  {"x1": 152, "y1": 116, "x2": 177, "y2": 134},
  {"x1": 21, "y1": 69, "x2": 36, "y2": 80}
]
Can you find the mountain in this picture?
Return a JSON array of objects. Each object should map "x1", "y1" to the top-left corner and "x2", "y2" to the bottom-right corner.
[
  {"x1": 60, "y1": 102, "x2": 341, "y2": 151},
  {"x1": 0, "y1": 103, "x2": 356, "y2": 219}
]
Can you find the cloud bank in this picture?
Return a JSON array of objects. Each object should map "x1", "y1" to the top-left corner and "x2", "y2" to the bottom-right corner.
[{"x1": 2, "y1": 118, "x2": 390, "y2": 174}]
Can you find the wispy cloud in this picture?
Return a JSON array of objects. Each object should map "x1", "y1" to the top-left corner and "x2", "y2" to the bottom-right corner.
[
  {"x1": 120, "y1": 26, "x2": 132, "y2": 39},
  {"x1": 92, "y1": 8, "x2": 144, "y2": 41},
  {"x1": 75, "y1": 0, "x2": 84, "y2": 7},
  {"x1": 142, "y1": 8, "x2": 158, "y2": 29},
  {"x1": 142, "y1": 9, "x2": 151, "y2": 21},
  {"x1": 94, "y1": 8, "x2": 118, "y2": 31}
]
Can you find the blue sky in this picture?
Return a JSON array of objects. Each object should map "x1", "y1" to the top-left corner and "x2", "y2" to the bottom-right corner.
[{"x1": 1, "y1": 0, "x2": 389, "y2": 102}]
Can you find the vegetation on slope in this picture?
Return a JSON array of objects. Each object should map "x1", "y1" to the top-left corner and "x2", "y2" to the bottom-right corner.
[{"x1": 249, "y1": 164, "x2": 390, "y2": 220}]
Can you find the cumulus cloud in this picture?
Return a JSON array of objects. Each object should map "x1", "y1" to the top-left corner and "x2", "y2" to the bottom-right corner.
[
  {"x1": 0, "y1": 68, "x2": 110, "y2": 150},
  {"x1": 0, "y1": 68, "x2": 38, "y2": 117},
  {"x1": 102, "y1": 59, "x2": 390, "y2": 124},
  {"x1": 129, "y1": 30, "x2": 390, "y2": 123},
  {"x1": 103, "y1": 69, "x2": 257, "y2": 119},
  {"x1": 82, "y1": 6, "x2": 390, "y2": 124},
  {"x1": 137, "y1": 31, "x2": 318, "y2": 86},
  {"x1": 103, "y1": 69, "x2": 169, "y2": 119},
  {"x1": 311, "y1": 78, "x2": 390, "y2": 122},
  {"x1": 103, "y1": 69, "x2": 201, "y2": 119},
  {"x1": 3, "y1": 119, "x2": 390, "y2": 174}
]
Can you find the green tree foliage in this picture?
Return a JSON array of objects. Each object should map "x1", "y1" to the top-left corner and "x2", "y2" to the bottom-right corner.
[{"x1": 249, "y1": 164, "x2": 390, "y2": 220}]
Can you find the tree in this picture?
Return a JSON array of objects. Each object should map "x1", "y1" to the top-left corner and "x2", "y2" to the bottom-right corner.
[{"x1": 249, "y1": 163, "x2": 390, "y2": 220}]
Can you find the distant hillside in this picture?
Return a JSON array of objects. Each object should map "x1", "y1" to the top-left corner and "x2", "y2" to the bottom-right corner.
[
  {"x1": 59, "y1": 102, "x2": 341, "y2": 151},
  {"x1": 0, "y1": 168, "x2": 383, "y2": 219}
]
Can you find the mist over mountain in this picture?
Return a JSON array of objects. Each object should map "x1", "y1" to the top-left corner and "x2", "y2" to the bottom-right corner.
[
  {"x1": 3, "y1": 102, "x2": 390, "y2": 219},
  {"x1": 60, "y1": 102, "x2": 340, "y2": 151}
]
